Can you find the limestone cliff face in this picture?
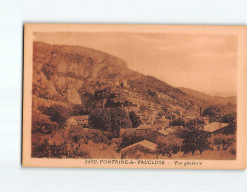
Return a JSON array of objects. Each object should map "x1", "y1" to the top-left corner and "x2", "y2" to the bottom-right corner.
[
  {"x1": 31, "y1": 42, "x2": 234, "y2": 116},
  {"x1": 67, "y1": 87, "x2": 82, "y2": 105},
  {"x1": 32, "y1": 42, "x2": 133, "y2": 108}
]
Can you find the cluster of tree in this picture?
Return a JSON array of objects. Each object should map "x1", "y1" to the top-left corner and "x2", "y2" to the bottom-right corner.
[
  {"x1": 169, "y1": 117, "x2": 186, "y2": 126},
  {"x1": 32, "y1": 111, "x2": 58, "y2": 134},
  {"x1": 71, "y1": 104, "x2": 89, "y2": 116},
  {"x1": 93, "y1": 88, "x2": 109, "y2": 100},
  {"x1": 68, "y1": 126, "x2": 109, "y2": 145},
  {"x1": 221, "y1": 113, "x2": 236, "y2": 124},
  {"x1": 213, "y1": 135, "x2": 235, "y2": 150},
  {"x1": 202, "y1": 106, "x2": 236, "y2": 124},
  {"x1": 104, "y1": 99, "x2": 122, "y2": 108},
  {"x1": 39, "y1": 105, "x2": 71, "y2": 128},
  {"x1": 88, "y1": 108, "x2": 141, "y2": 135},
  {"x1": 129, "y1": 111, "x2": 142, "y2": 128},
  {"x1": 38, "y1": 104, "x2": 92, "y2": 131},
  {"x1": 175, "y1": 128, "x2": 210, "y2": 155},
  {"x1": 32, "y1": 139, "x2": 89, "y2": 158},
  {"x1": 156, "y1": 143, "x2": 180, "y2": 157}
]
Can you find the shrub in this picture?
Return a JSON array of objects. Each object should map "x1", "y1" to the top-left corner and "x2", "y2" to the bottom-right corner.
[
  {"x1": 39, "y1": 105, "x2": 71, "y2": 128},
  {"x1": 176, "y1": 128, "x2": 210, "y2": 155},
  {"x1": 32, "y1": 111, "x2": 58, "y2": 134},
  {"x1": 213, "y1": 135, "x2": 235, "y2": 150},
  {"x1": 32, "y1": 139, "x2": 89, "y2": 158}
]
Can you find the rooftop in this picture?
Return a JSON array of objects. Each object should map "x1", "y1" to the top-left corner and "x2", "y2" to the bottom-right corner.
[
  {"x1": 203, "y1": 122, "x2": 229, "y2": 133},
  {"x1": 158, "y1": 130, "x2": 169, "y2": 136},
  {"x1": 121, "y1": 140, "x2": 157, "y2": 152},
  {"x1": 136, "y1": 124, "x2": 153, "y2": 130},
  {"x1": 70, "y1": 115, "x2": 89, "y2": 120}
]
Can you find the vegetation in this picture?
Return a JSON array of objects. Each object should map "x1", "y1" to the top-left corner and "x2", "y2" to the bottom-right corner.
[
  {"x1": 32, "y1": 111, "x2": 58, "y2": 134},
  {"x1": 88, "y1": 107, "x2": 132, "y2": 135},
  {"x1": 39, "y1": 105, "x2": 71, "y2": 128},
  {"x1": 129, "y1": 111, "x2": 141, "y2": 128},
  {"x1": 32, "y1": 139, "x2": 89, "y2": 158},
  {"x1": 156, "y1": 143, "x2": 180, "y2": 157},
  {"x1": 118, "y1": 135, "x2": 145, "y2": 149},
  {"x1": 31, "y1": 42, "x2": 237, "y2": 160},
  {"x1": 213, "y1": 134, "x2": 235, "y2": 150},
  {"x1": 176, "y1": 128, "x2": 210, "y2": 155},
  {"x1": 170, "y1": 117, "x2": 186, "y2": 126}
]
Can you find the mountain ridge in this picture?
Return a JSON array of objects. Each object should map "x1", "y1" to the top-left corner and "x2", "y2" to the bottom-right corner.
[
  {"x1": 32, "y1": 42, "x2": 235, "y2": 118},
  {"x1": 178, "y1": 87, "x2": 236, "y2": 105}
]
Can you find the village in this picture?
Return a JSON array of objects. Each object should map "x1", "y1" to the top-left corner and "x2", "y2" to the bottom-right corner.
[{"x1": 65, "y1": 79, "x2": 234, "y2": 159}]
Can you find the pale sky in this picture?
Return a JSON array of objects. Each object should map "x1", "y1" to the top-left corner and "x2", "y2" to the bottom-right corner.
[{"x1": 34, "y1": 32, "x2": 237, "y2": 97}]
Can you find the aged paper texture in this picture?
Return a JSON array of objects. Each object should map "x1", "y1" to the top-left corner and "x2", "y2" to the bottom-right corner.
[{"x1": 22, "y1": 24, "x2": 247, "y2": 169}]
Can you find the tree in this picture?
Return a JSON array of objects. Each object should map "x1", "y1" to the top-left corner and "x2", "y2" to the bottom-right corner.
[
  {"x1": 109, "y1": 107, "x2": 132, "y2": 136},
  {"x1": 213, "y1": 135, "x2": 235, "y2": 150},
  {"x1": 88, "y1": 108, "x2": 112, "y2": 131},
  {"x1": 39, "y1": 105, "x2": 71, "y2": 128},
  {"x1": 71, "y1": 104, "x2": 89, "y2": 116},
  {"x1": 88, "y1": 107, "x2": 132, "y2": 135},
  {"x1": 119, "y1": 134, "x2": 144, "y2": 149},
  {"x1": 105, "y1": 98, "x2": 122, "y2": 108},
  {"x1": 32, "y1": 111, "x2": 58, "y2": 134},
  {"x1": 170, "y1": 117, "x2": 186, "y2": 126},
  {"x1": 129, "y1": 111, "x2": 141, "y2": 128},
  {"x1": 221, "y1": 113, "x2": 236, "y2": 124},
  {"x1": 176, "y1": 128, "x2": 210, "y2": 155},
  {"x1": 32, "y1": 139, "x2": 89, "y2": 158},
  {"x1": 156, "y1": 143, "x2": 180, "y2": 157},
  {"x1": 67, "y1": 126, "x2": 109, "y2": 145}
]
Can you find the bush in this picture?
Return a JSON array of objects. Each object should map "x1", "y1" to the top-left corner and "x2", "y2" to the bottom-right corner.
[
  {"x1": 88, "y1": 107, "x2": 132, "y2": 134},
  {"x1": 129, "y1": 111, "x2": 141, "y2": 128},
  {"x1": 176, "y1": 128, "x2": 210, "y2": 155},
  {"x1": 119, "y1": 135, "x2": 144, "y2": 149},
  {"x1": 170, "y1": 117, "x2": 186, "y2": 126},
  {"x1": 32, "y1": 139, "x2": 89, "y2": 158},
  {"x1": 39, "y1": 105, "x2": 71, "y2": 128},
  {"x1": 67, "y1": 126, "x2": 109, "y2": 145},
  {"x1": 32, "y1": 111, "x2": 58, "y2": 134},
  {"x1": 213, "y1": 135, "x2": 235, "y2": 150},
  {"x1": 157, "y1": 143, "x2": 180, "y2": 157}
]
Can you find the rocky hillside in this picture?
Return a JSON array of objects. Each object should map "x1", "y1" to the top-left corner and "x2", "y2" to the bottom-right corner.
[
  {"x1": 32, "y1": 42, "x2": 136, "y2": 108},
  {"x1": 32, "y1": 42, "x2": 235, "y2": 116}
]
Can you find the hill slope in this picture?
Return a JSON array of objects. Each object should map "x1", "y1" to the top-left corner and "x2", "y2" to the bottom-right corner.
[
  {"x1": 178, "y1": 87, "x2": 236, "y2": 105},
  {"x1": 32, "y1": 42, "x2": 235, "y2": 117}
]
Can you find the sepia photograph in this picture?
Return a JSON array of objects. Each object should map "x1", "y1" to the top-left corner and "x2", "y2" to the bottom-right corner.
[{"x1": 22, "y1": 24, "x2": 246, "y2": 169}]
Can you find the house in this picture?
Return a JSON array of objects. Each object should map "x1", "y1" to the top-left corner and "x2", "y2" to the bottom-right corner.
[
  {"x1": 141, "y1": 116, "x2": 154, "y2": 125},
  {"x1": 67, "y1": 115, "x2": 89, "y2": 127},
  {"x1": 158, "y1": 127, "x2": 176, "y2": 136},
  {"x1": 166, "y1": 127, "x2": 176, "y2": 133},
  {"x1": 119, "y1": 128, "x2": 136, "y2": 137},
  {"x1": 120, "y1": 140, "x2": 157, "y2": 159},
  {"x1": 203, "y1": 122, "x2": 230, "y2": 134},
  {"x1": 184, "y1": 115, "x2": 196, "y2": 122},
  {"x1": 154, "y1": 117, "x2": 170, "y2": 129},
  {"x1": 135, "y1": 124, "x2": 154, "y2": 136},
  {"x1": 158, "y1": 129, "x2": 169, "y2": 136}
]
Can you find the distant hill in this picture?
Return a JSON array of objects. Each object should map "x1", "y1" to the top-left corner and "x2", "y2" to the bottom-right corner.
[
  {"x1": 178, "y1": 87, "x2": 236, "y2": 105},
  {"x1": 32, "y1": 42, "x2": 236, "y2": 117}
]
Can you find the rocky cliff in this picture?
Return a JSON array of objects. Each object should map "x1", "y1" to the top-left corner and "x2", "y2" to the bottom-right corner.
[
  {"x1": 32, "y1": 42, "x2": 135, "y2": 108},
  {"x1": 32, "y1": 42, "x2": 235, "y2": 115}
]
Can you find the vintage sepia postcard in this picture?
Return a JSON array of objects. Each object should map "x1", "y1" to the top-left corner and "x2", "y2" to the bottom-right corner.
[{"x1": 22, "y1": 24, "x2": 247, "y2": 169}]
